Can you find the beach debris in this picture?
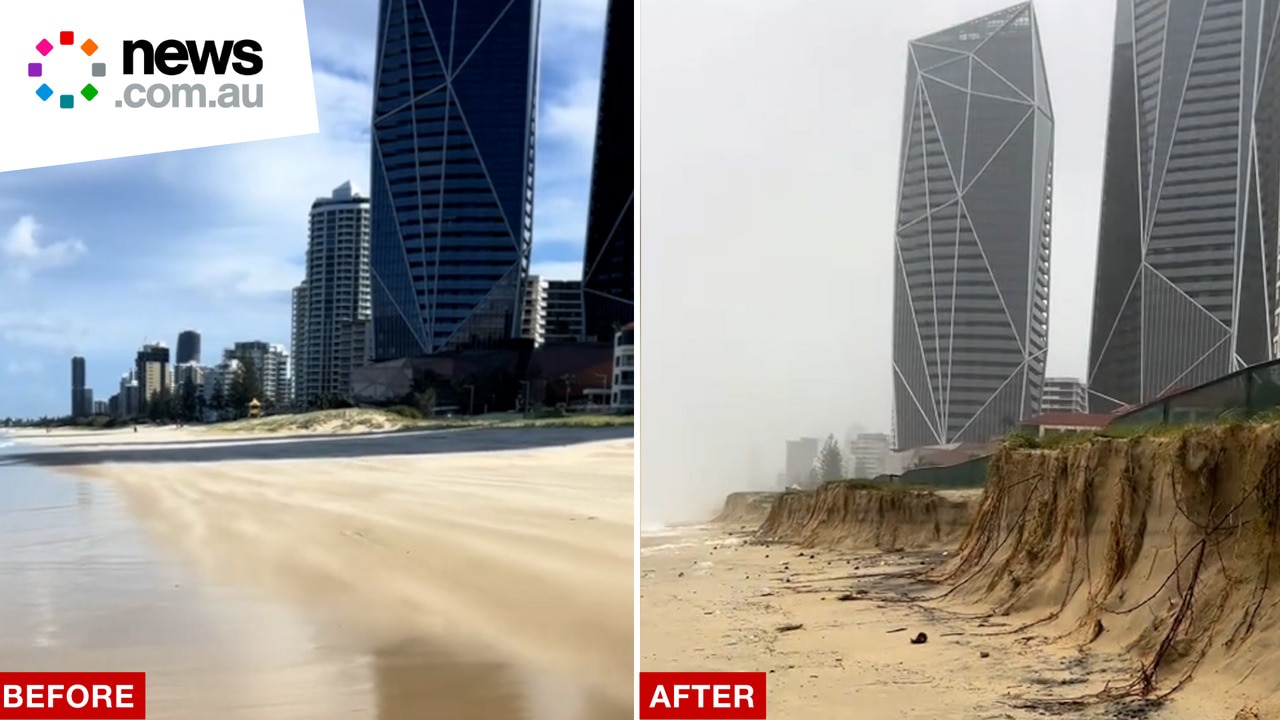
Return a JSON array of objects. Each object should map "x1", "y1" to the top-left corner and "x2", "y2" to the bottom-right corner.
[
  {"x1": 776, "y1": 623, "x2": 804, "y2": 633},
  {"x1": 836, "y1": 592, "x2": 857, "y2": 601},
  {"x1": 886, "y1": 627, "x2": 908, "y2": 634},
  {"x1": 980, "y1": 651, "x2": 991, "y2": 658},
  {"x1": 678, "y1": 571, "x2": 684, "y2": 578},
  {"x1": 910, "y1": 632, "x2": 928, "y2": 644}
]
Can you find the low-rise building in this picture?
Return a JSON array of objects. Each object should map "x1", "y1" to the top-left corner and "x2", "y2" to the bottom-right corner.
[
  {"x1": 1041, "y1": 377, "x2": 1088, "y2": 414},
  {"x1": 521, "y1": 275, "x2": 548, "y2": 347},
  {"x1": 1020, "y1": 412, "x2": 1114, "y2": 439},
  {"x1": 848, "y1": 432, "x2": 891, "y2": 478},
  {"x1": 611, "y1": 322, "x2": 634, "y2": 413}
]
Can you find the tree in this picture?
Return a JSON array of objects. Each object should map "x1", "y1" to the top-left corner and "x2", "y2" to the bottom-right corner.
[
  {"x1": 148, "y1": 386, "x2": 175, "y2": 423},
  {"x1": 208, "y1": 380, "x2": 226, "y2": 412},
  {"x1": 226, "y1": 357, "x2": 263, "y2": 418},
  {"x1": 179, "y1": 376, "x2": 199, "y2": 422},
  {"x1": 817, "y1": 434, "x2": 844, "y2": 482}
]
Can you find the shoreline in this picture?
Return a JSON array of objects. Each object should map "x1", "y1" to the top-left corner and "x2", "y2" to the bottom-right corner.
[
  {"x1": 0, "y1": 429, "x2": 635, "y2": 718},
  {"x1": 640, "y1": 521, "x2": 1238, "y2": 720}
]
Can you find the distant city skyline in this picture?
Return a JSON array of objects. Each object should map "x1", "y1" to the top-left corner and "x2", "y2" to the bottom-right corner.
[{"x1": 0, "y1": 0, "x2": 608, "y2": 417}]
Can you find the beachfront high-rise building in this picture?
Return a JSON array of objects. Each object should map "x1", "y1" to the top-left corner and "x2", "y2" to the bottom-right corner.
[
  {"x1": 784, "y1": 437, "x2": 820, "y2": 486},
  {"x1": 849, "y1": 433, "x2": 892, "y2": 479},
  {"x1": 891, "y1": 3, "x2": 1054, "y2": 450},
  {"x1": 521, "y1": 274, "x2": 548, "y2": 347},
  {"x1": 1041, "y1": 376, "x2": 1087, "y2": 414},
  {"x1": 134, "y1": 342, "x2": 171, "y2": 412},
  {"x1": 293, "y1": 183, "x2": 372, "y2": 408},
  {"x1": 176, "y1": 330, "x2": 202, "y2": 365},
  {"x1": 223, "y1": 341, "x2": 291, "y2": 407},
  {"x1": 71, "y1": 356, "x2": 86, "y2": 417},
  {"x1": 118, "y1": 370, "x2": 141, "y2": 418},
  {"x1": 1086, "y1": 0, "x2": 1280, "y2": 412},
  {"x1": 581, "y1": 0, "x2": 634, "y2": 342},
  {"x1": 369, "y1": 0, "x2": 541, "y2": 359},
  {"x1": 291, "y1": 281, "x2": 308, "y2": 405},
  {"x1": 544, "y1": 280, "x2": 585, "y2": 343}
]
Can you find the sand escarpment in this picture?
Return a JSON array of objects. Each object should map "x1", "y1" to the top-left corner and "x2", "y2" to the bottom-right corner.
[
  {"x1": 713, "y1": 492, "x2": 779, "y2": 527},
  {"x1": 754, "y1": 481, "x2": 977, "y2": 551},
  {"x1": 932, "y1": 424, "x2": 1280, "y2": 710}
]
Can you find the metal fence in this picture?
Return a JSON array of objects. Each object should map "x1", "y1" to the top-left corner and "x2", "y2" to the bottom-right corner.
[
  {"x1": 1110, "y1": 359, "x2": 1280, "y2": 428},
  {"x1": 874, "y1": 454, "x2": 991, "y2": 489}
]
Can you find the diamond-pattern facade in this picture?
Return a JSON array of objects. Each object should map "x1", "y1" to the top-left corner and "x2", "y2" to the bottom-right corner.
[
  {"x1": 582, "y1": 0, "x2": 634, "y2": 343},
  {"x1": 1087, "y1": 0, "x2": 1280, "y2": 411},
  {"x1": 892, "y1": 2, "x2": 1053, "y2": 450},
  {"x1": 370, "y1": 0, "x2": 540, "y2": 359}
]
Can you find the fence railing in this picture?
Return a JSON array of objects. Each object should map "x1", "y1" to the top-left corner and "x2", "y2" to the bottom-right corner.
[{"x1": 873, "y1": 454, "x2": 990, "y2": 489}]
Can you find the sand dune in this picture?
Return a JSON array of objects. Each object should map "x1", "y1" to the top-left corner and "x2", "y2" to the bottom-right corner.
[
  {"x1": 932, "y1": 428, "x2": 1280, "y2": 716},
  {"x1": 72, "y1": 439, "x2": 635, "y2": 715},
  {"x1": 644, "y1": 428, "x2": 1280, "y2": 718},
  {"x1": 713, "y1": 491, "x2": 779, "y2": 528},
  {"x1": 755, "y1": 482, "x2": 979, "y2": 552}
]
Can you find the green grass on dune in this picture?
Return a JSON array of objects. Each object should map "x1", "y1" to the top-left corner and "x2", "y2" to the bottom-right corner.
[{"x1": 210, "y1": 408, "x2": 633, "y2": 434}]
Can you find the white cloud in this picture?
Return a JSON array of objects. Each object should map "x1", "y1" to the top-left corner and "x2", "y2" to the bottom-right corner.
[
  {"x1": 1, "y1": 216, "x2": 87, "y2": 276},
  {"x1": 184, "y1": 252, "x2": 304, "y2": 299},
  {"x1": 532, "y1": 195, "x2": 590, "y2": 246},
  {"x1": 543, "y1": 75, "x2": 600, "y2": 159},
  {"x1": 542, "y1": 0, "x2": 609, "y2": 35},
  {"x1": 0, "y1": 0, "x2": 610, "y2": 419}
]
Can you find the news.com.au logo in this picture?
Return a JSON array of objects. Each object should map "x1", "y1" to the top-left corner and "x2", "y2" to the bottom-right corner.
[
  {"x1": 29, "y1": 31, "x2": 264, "y2": 110},
  {"x1": 639, "y1": 672, "x2": 767, "y2": 720}
]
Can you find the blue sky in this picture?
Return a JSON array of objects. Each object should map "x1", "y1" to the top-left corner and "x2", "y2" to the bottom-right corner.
[{"x1": 0, "y1": 0, "x2": 607, "y2": 418}]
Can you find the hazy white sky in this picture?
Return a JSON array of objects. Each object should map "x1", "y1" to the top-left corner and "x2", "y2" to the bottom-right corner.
[{"x1": 639, "y1": 0, "x2": 1115, "y2": 524}]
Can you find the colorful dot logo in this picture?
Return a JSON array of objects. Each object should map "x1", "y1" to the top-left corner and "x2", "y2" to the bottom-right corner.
[{"x1": 30, "y1": 31, "x2": 102, "y2": 109}]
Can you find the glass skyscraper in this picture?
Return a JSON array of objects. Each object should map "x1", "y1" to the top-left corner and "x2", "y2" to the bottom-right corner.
[
  {"x1": 370, "y1": 0, "x2": 540, "y2": 359},
  {"x1": 581, "y1": 0, "x2": 634, "y2": 343},
  {"x1": 1086, "y1": 0, "x2": 1280, "y2": 411},
  {"x1": 891, "y1": 3, "x2": 1054, "y2": 450}
]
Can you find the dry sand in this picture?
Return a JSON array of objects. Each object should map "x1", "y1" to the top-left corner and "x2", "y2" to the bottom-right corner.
[
  {"x1": 642, "y1": 474, "x2": 1259, "y2": 720},
  {"x1": 3, "y1": 432, "x2": 633, "y2": 718},
  {"x1": 5, "y1": 418, "x2": 391, "y2": 445}
]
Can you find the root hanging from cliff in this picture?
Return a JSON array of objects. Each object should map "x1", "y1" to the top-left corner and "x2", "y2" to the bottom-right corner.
[{"x1": 931, "y1": 424, "x2": 1280, "y2": 709}]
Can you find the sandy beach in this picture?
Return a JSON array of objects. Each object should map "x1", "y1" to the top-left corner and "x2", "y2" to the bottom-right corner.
[
  {"x1": 0, "y1": 427, "x2": 634, "y2": 719},
  {"x1": 641, "y1": 475, "x2": 1265, "y2": 720}
]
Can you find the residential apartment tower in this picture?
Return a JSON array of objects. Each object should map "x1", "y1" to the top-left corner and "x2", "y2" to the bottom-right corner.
[
  {"x1": 581, "y1": 0, "x2": 635, "y2": 342},
  {"x1": 292, "y1": 182, "x2": 372, "y2": 408},
  {"x1": 369, "y1": 0, "x2": 541, "y2": 358},
  {"x1": 1086, "y1": 0, "x2": 1280, "y2": 410},
  {"x1": 891, "y1": 3, "x2": 1054, "y2": 449}
]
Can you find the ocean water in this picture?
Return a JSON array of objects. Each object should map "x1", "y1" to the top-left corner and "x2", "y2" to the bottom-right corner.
[{"x1": 0, "y1": 436, "x2": 629, "y2": 719}]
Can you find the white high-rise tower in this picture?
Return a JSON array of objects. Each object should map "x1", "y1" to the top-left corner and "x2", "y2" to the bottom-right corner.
[{"x1": 292, "y1": 181, "x2": 372, "y2": 408}]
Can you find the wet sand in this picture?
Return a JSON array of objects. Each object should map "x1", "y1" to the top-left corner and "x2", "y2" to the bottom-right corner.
[
  {"x1": 0, "y1": 431, "x2": 633, "y2": 719},
  {"x1": 640, "y1": 524, "x2": 1231, "y2": 720}
]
